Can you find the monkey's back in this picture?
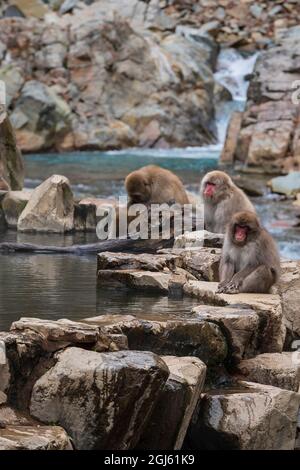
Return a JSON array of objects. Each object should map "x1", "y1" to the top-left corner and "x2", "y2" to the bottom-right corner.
[{"x1": 143, "y1": 165, "x2": 189, "y2": 205}]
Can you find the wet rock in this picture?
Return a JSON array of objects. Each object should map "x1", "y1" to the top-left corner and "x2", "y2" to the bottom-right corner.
[
  {"x1": 11, "y1": 318, "x2": 100, "y2": 346},
  {"x1": 137, "y1": 356, "x2": 206, "y2": 450},
  {"x1": 97, "y1": 252, "x2": 180, "y2": 272},
  {"x1": 74, "y1": 202, "x2": 96, "y2": 232},
  {"x1": 1, "y1": 189, "x2": 32, "y2": 227},
  {"x1": 84, "y1": 316, "x2": 228, "y2": 366},
  {"x1": 277, "y1": 260, "x2": 300, "y2": 338},
  {"x1": 0, "y1": 425, "x2": 72, "y2": 450},
  {"x1": 169, "y1": 247, "x2": 221, "y2": 282},
  {"x1": 192, "y1": 305, "x2": 259, "y2": 363},
  {"x1": 184, "y1": 281, "x2": 285, "y2": 353},
  {"x1": 18, "y1": 175, "x2": 74, "y2": 233},
  {"x1": 0, "y1": 107, "x2": 24, "y2": 190},
  {"x1": 14, "y1": 81, "x2": 71, "y2": 152},
  {"x1": 270, "y1": 172, "x2": 300, "y2": 196},
  {"x1": 236, "y1": 352, "x2": 300, "y2": 392},
  {"x1": 220, "y1": 111, "x2": 242, "y2": 165},
  {"x1": 0, "y1": 329, "x2": 48, "y2": 408},
  {"x1": 10, "y1": 317, "x2": 122, "y2": 353},
  {"x1": 174, "y1": 230, "x2": 224, "y2": 249},
  {"x1": 97, "y1": 269, "x2": 190, "y2": 294},
  {"x1": 188, "y1": 381, "x2": 300, "y2": 450},
  {"x1": 30, "y1": 348, "x2": 169, "y2": 450}
]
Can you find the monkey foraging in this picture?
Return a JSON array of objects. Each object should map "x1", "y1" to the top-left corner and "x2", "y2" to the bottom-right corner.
[{"x1": 125, "y1": 165, "x2": 189, "y2": 207}]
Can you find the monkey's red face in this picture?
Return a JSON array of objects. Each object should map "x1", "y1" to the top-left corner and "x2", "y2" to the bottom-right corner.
[
  {"x1": 234, "y1": 224, "x2": 248, "y2": 243},
  {"x1": 203, "y1": 182, "x2": 216, "y2": 198}
]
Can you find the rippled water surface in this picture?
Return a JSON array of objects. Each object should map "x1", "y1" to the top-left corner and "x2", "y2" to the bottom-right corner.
[{"x1": 0, "y1": 150, "x2": 217, "y2": 331}]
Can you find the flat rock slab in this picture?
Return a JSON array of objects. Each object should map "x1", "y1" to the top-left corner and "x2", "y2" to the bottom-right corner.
[
  {"x1": 11, "y1": 317, "x2": 123, "y2": 353},
  {"x1": 97, "y1": 269, "x2": 190, "y2": 293},
  {"x1": 192, "y1": 305, "x2": 259, "y2": 362},
  {"x1": 11, "y1": 318, "x2": 99, "y2": 345},
  {"x1": 0, "y1": 425, "x2": 72, "y2": 450},
  {"x1": 236, "y1": 352, "x2": 300, "y2": 392},
  {"x1": 137, "y1": 356, "x2": 206, "y2": 450},
  {"x1": 188, "y1": 381, "x2": 300, "y2": 450},
  {"x1": 30, "y1": 348, "x2": 169, "y2": 450},
  {"x1": 97, "y1": 251, "x2": 181, "y2": 272},
  {"x1": 184, "y1": 281, "x2": 285, "y2": 353},
  {"x1": 82, "y1": 316, "x2": 228, "y2": 366},
  {"x1": 175, "y1": 247, "x2": 221, "y2": 282},
  {"x1": 174, "y1": 230, "x2": 224, "y2": 249}
]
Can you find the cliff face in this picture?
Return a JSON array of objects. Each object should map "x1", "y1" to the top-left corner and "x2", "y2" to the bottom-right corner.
[
  {"x1": 0, "y1": 3, "x2": 218, "y2": 153},
  {"x1": 221, "y1": 26, "x2": 300, "y2": 174}
]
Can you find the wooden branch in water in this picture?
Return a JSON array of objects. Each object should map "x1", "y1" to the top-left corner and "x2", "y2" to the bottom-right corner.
[
  {"x1": 0, "y1": 235, "x2": 174, "y2": 255},
  {"x1": 0, "y1": 211, "x2": 199, "y2": 255}
]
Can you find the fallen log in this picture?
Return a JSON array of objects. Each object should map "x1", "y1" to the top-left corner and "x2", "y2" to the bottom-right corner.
[{"x1": 0, "y1": 236, "x2": 174, "y2": 255}]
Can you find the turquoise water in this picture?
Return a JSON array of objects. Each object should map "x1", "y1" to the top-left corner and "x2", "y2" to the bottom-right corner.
[{"x1": 24, "y1": 148, "x2": 220, "y2": 198}]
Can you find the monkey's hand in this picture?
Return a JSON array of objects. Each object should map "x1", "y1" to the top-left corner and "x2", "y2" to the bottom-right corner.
[
  {"x1": 219, "y1": 279, "x2": 242, "y2": 294},
  {"x1": 217, "y1": 281, "x2": 230, "y2": 293}
]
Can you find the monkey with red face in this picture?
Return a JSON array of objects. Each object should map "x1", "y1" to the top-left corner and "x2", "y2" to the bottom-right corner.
[
  {"x1": 217, "y1": 211, "x2": 280, "y2": 294},
  {"x1": 200, "y1": 171, "x2": 255, "y2": 233}
]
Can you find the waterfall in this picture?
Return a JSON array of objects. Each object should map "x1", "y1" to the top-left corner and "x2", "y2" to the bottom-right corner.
[{"x1": 213, "y1": 48, "x2": 258, "y2": 147}]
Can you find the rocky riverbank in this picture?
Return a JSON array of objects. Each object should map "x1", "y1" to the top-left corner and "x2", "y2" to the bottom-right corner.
[{"x1": 1, "y1": 240, "x2": 300, "y2": 450}]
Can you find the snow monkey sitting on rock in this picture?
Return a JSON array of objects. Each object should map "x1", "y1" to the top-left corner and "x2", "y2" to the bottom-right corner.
[
  {"x1": 200, "y1": 170, "x2": 255, "y2": 233},
  {"x1": 125, "y1": 165, "x2": 190, "y2": 207},
  {"x1": 218, "y1": 211, "x2": 280, "y2": 294}
]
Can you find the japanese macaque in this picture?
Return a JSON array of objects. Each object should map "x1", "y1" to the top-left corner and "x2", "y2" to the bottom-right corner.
[
  {"x1": 125, "y1": 165, "x2": 189, "y2": 207},
  {"x1": 217, "y1": 211, "x2": 280, "y2": 294},
  {"x1": 200, "y1": 170, "x2": 255, "y2": 233}
]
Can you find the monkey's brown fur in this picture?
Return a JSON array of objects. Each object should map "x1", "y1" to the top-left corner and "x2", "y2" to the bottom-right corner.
[
  {"x1": 200, "y1": 170, "x2": 255, "y2": 233},
  {"x1": 218, "y1": 211, "x2": 280, "y2": 294},
  {"x1": 125, "y1": 165, "x2": 189, "y2": 206}
]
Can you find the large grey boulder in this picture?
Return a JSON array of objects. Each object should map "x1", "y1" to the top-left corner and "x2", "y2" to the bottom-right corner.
[
  {"x1": 82, "y1": 315, "x2": 228, "y2": 366},
  {"x1": 30, "y1": 348, "x2": 169, "y2": 450},
  {"x1": 188, "y1": 381, "x2": 300, "y2": 450},
  {"x1": 137, "y1": 356, "x2": 206, "y2": 450},
  {"x1": 18, "y1": 175, "x2": 74, "y2": 233}
]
